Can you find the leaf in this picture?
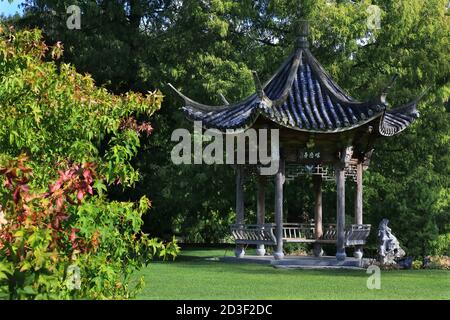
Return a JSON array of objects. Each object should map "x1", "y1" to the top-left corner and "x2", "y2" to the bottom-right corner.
[
  {"x1": 138, "y1": 196, "x2": 151, "y2": 214},
  {"x1": 21, "y1": 286, "x2": 36, "y2": 296},
  {"x1": 93, "y1": 179, "x2": 107, "y2": 196},
  {"x1": 0, "y1": 262, "x2": 13, "y2": 279},
  {"x1": 19, "y1": 261, "x2": 32, "y2": 272}
]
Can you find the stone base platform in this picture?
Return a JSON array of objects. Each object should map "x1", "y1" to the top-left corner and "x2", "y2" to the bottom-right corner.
[{"x1": 220, "y1": 255, "x2": 369, "y2": 269}]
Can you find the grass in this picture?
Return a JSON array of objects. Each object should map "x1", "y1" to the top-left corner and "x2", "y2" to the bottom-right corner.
[{"x1": 135, "y1": 247, "x2": 450, "y2": 300}]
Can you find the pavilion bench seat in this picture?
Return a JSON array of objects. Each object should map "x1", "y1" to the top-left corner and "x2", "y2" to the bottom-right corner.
[
  {"x1": 230, "y1": 223, "x2": 371, "y2": 247},
  {"x1": 231, "y1": 224, "x2": 277, "y2": 245}
]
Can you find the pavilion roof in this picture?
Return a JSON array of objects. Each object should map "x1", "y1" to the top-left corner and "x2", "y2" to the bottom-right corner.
[{"x1": 169, "y1": 30, "x2": 421, "y2": 136}]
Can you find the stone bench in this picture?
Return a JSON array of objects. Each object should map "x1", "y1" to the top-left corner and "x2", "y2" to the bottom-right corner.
[{"x1": 230, "y1": 223, "x2": 371, "y2": 247}]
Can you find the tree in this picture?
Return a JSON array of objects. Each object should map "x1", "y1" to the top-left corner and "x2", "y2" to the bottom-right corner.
[
  {"x1": 9, "y1": 0, "x2": 449, "y2": 256},
  {"x1": 0, "y1": 25, "x2": 178, "y2": 299}
]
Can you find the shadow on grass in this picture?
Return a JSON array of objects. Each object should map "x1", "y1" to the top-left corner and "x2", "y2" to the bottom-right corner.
[
  {"x1": 156, "y1": 256, "x2": 369, "y2": 279},
  {"x1": 155, "y1": 247, "x2": 438, "y2": 279}
]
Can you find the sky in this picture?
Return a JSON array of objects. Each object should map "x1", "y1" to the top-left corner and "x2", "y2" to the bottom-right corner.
[{"x1": 0, "y1": 0, "x2": 23, "y2": 16}]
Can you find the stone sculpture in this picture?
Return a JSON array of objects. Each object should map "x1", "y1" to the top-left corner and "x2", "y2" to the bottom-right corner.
[{"x1": 377, "y1": 218, "x2": 405, "y2": 265}]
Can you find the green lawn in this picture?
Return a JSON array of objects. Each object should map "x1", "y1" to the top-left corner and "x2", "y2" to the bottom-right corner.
[{"x1": 135, "y1": 247, "x2": 450, "y2": 300}]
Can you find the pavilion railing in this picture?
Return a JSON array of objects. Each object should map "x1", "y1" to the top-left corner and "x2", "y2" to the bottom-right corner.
[
  {"x1": 230, "y1": 223, "x2": 371, "y2": 246},
  {"x1": 344, "y1": 224, "x2": 371, "y2": 246},
  {"x1": 282, "y1": 223, "x2": 315, "y2": 241},
  {"x1": 230, "y1": 223, "x2": 277, "y2": 245}
]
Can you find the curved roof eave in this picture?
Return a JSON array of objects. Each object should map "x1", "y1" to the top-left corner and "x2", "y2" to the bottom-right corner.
[
  {"x1": 168, "y1": 83, "x2": 259, "y2": 112},
  {"x1": 378, "y1": 99, "x2": 421, "y2": 137}
]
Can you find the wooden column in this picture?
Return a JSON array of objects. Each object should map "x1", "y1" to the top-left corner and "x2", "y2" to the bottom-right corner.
[
  {"x1": 354, "y1": 162, "x2": 363, "y2": 259},
  {"x1": 313, "y1": 175, "x2": 323, "y2": 257},
  {"x1": 335, "y1": 163, "x2": 347, "y2": 261},
  {"x1": 274, "y1": 157, "x2": 285, "y2": 260},
  {"x1": 235, "y1": 165, "x2": 245, "y2": 258},
  {"x1": 256, "y1": 175, "x2": 266, "y2": 256}
]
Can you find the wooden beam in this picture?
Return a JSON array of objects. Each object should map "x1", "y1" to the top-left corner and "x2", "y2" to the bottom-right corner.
[
  {"x1": 354, "y1": 162, "x2": 363, "y2": 224},
  {"x1": 274, "y1": 158, "x2": 285, "y2": 260},
  {"x1": 235, "y1": 165, "x2": 245, "y2": 258},
  {"x1": 256, "y1": 175, "x2": 266, "y2": 256},
  {"x1": 235, "y1": 165, "x2": 245, "y2": 224},
  {"x1": 313, "y1": 175, "x2": 323, "y2": 257},
  {"x1": 335, "y1": 162, "x2": 347, "y2": 261},
  {"x1": 354, "y1": 162, "x2": 363, "y2": 259}
]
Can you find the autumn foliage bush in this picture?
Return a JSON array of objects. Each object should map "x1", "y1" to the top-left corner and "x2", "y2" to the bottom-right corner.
[
  {"x1": 0, "y1": 26, "x2": 179, "y2": 299},
  {"x1": 0, "y1": 155, "x2": 178, "y2": 299}
]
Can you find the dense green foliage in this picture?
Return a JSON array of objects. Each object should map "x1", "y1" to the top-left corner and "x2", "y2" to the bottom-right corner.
[
  {"x1": 0, "y1": 24, "x2": 163, "y2": 186},
  {"x1": 136, "y1": 247, "x2": 450, "y2": 300},
  {"x1": 0, "y1": 26, "x2": 179, "y2": 299},
  {"x1": 5, "y1": 0, "x2": 450, "y2": 257}
]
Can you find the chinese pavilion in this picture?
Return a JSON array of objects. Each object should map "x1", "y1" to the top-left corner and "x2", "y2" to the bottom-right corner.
[{"x1": 169, "y1": 22, "x2": 422, "y2": 261}]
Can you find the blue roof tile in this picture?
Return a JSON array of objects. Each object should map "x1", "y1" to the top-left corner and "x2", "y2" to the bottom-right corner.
[{"x1": 169, "y1": 44, "x2": 421, "y2": 136}]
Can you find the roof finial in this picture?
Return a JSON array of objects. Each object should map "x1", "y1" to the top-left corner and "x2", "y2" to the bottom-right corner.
[
  {"x1": 252, "y1": 71, "x2": 265, "y2": 99},
  {"x1": 296, "y1": 19, "x2": 310, "y2": 49},
  {"x1": 415, "y1": 86, "x2": 430, "y2": 102},
  {"x1": 219, "y1": 93, "x2": 230, "y2": 105},
  {"x1": 380, "y1": 74, "x2": 399, "y2": 105}
]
